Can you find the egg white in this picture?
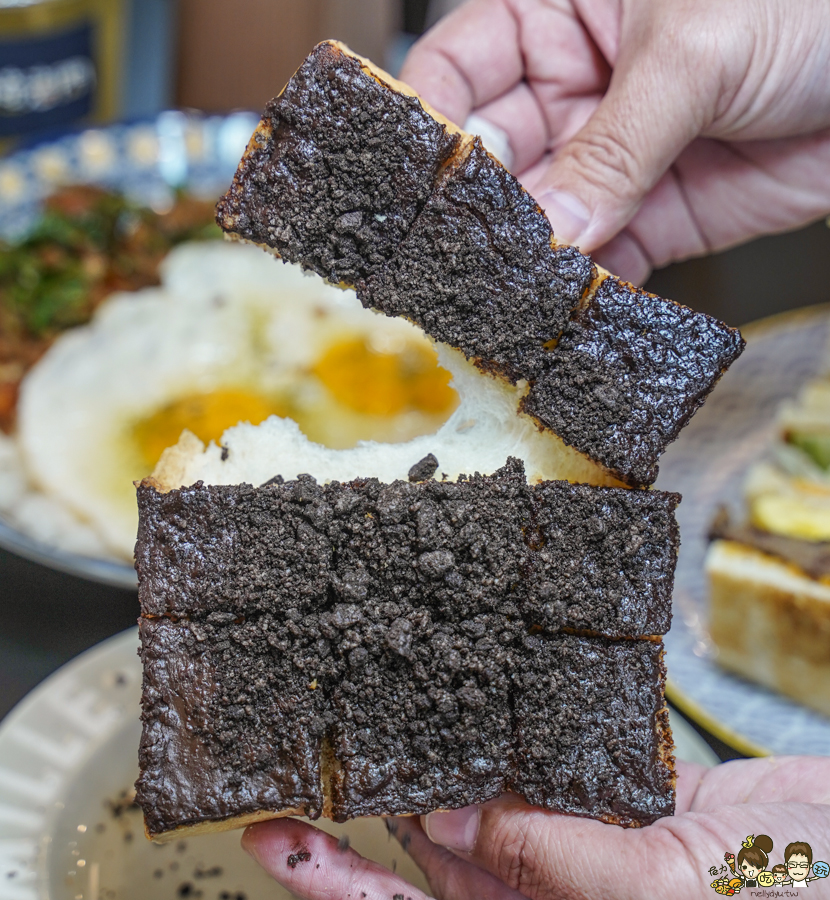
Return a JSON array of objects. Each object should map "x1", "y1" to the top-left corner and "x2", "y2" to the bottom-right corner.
[
  {"x1": 17, "y1": 241, "x2": 439, "y2": 559},
  {"x1": 157, "y1": 341, "x2": 616, "y2": 494}
]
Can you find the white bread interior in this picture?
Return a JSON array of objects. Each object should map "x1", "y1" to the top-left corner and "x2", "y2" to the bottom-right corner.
[{"x1": 151, "y1": 338, "x2": 625, "y2": 492}]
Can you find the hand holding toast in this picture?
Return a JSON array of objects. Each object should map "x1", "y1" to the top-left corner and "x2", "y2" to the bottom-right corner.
[
  {"x1": 242, "y1": 757, "x2": 830, "y2": 900},
  {"x1": 402, "y1": 0, "x2": 830, "y2": 283}
]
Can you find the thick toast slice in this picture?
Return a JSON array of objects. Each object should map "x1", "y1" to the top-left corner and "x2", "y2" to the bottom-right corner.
[
  {"x1": 136, "y1": 459, "x2": 680, "y2": 637},
  {"x1": 706, "y1": 538, "x2": 830, "y2": 718},
  {"x1": 136, "y1": 461, "x2": 678, "y2": 839},
  {"x1": 138, "y1": 615, "x2": 675, "y2": 839},
  {"x1": 216, "y1": 40, "x2": 744, "y2": 487}
]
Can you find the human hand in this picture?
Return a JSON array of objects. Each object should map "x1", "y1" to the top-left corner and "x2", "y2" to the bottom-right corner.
[
  {"x1": 241, "y1": 756, "x2": 830, "y2": 900},
  {"x1": 400, "y1": 0, "x2": 830, "y2": 283}
]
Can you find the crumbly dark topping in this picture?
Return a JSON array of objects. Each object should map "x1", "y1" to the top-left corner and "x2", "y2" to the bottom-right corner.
[
  {"x1": 408, "y1": 453, "x2": 439, "y2": 482},
  {"x1": 329, "y1": 610, "x2": 516, "y2": 819},
  {"x1": 137, "y1": 615, "x2": 672, "y2": 832},
  {"x1": 137, "y1": 617, "x2": 330, "y2": 836},
  {"x1": 217, "y1": 44, "x2": 744, "y2": 484},
  {"x1": 136, "y1": 476, "x2": 332, "y2": 619},
  {"x1": 529, "y1": 480, "x2": 678, "y2": 635},
  {"x1": 135, "y1": 460, "x2": 679, "y2": 637},
  {"x1": 513, "y1": 634, "x2": 674, "y2": 826},
  {"x1": 324, "y1": 461, "x2": 532, "y2": 627},
  {"x1": 521, "y1": 276, "x2": 746, "y2": 486},
  {"x1": 215, "y1": 42, "x2": 459, "y2": 285},
  {"x1": 136, "y1": 464, "x2": 678, "y2": 833},
  {"x1": 362, "y1": 140, "x2": 593, "y2": 384}
]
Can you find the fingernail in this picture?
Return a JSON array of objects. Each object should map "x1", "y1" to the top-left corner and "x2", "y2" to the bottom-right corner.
[
  {"x1": 538, "y1": 189, "x2": 590, "y2": 245},
  {"x1": 424, "y1": 805, "x2": 480, "y2": 852}
]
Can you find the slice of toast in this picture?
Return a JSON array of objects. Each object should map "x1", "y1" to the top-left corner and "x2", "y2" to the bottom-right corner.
[
  {"x1": 706, "y1": 539, "x2": 830, "y2": 717},
  {"x1": 215, "y1": 40, "x2": 465, "y2": 286},
  {"x1": 138, "y1": 613, "x2": 675, "y2": 840},
  {"x1": 136, "y1": 459, "x2": 680, "y2": 636},
  {"x1": 216, "y1": 40, "x2": 744, "y2": 487},
  {"x1": 135, "y1": 461, "x2": 678, "y2": 840}
]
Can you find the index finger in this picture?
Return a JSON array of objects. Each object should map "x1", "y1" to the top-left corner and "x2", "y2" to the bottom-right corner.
[
  {"x1": 399, "y1": 0, "x2": 524, "y2": 125},
  {"x1": 242, "y1": 817, "x2": 429, "y2": 900}
]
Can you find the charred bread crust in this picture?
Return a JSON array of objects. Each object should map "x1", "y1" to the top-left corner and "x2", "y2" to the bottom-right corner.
[
  {"x1": 214, "y1": 41, "x2": 460, "y2": 286},
  {"x1": 137, "y1": 615, "x2": 674, "y2": 837},
  {"x1": 521, "y1": 277, "x2": 746, "y2": 486},
  {"x1": 361, "y1": 139, "x2": 594, "y2": 385},
  {"x1": 134, "y1": 459, "x2": 680, "y2": 638},
  {"x1": 216, "y1": 40, "x2": 744, "y2": 487}
]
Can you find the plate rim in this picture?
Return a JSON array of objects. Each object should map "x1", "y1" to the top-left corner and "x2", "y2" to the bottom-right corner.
[
  {"x1": 666, "y1": 680, "x2": 769, "y2": 758},
  {"x1": 663, "y1": 300, "x2": 830, "y2": 757}
]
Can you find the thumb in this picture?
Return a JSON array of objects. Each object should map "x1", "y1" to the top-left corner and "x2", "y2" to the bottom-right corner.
[
  {"x1": 537, "y1": 36, "x2": 709, "y2": 251},
  {"x1": 425, "y1": 793, "x2": 649, "y2": 898},
  {"x1": 424, "y1": 792, "x2": 830, "y2": 900}
]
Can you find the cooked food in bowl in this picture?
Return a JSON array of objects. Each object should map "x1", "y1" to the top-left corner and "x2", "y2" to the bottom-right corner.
[{"x1": 0, "y1": 185, "x2": 219, "y2": 433}]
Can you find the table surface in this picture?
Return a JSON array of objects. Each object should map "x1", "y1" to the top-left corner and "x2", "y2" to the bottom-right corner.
[{"x1": 0, "y1": 547, "x2": 139, "y2": 721}]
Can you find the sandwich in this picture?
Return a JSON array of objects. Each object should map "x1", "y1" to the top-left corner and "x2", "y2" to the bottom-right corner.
[
  {"x1": 137, "y1": 460, "x2": 678, "y2": 839},
  {"x1": 707, "y1": 375, "x2": 830, "y2": 717}
]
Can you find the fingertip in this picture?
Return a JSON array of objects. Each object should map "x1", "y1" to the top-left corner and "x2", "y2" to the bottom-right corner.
[
  {"x1": 237, "y1": 816, "x2": 324, "y2": 882},
  {"x1": 424, "y1": 804, "x2": 480, "y2": 853},
  {"x1": 591, "y1": 231, "x2": 652, "y2": 284},
  {"x1": 240, "y1": 823, "x2": 256, "y2": 854},
  {"x1": 399, "y1": 43, "x2": 473, "y2": 125},
  {"x1": 240, "y1": 821, "x2": 266, "y2": 861},
  {"x1": 538, "y1": 188, "x2": 592, "y2": 247}
]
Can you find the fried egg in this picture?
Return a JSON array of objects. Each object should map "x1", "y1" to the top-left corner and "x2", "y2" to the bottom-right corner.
[{"x1": 17, "y1": 241, "x2": 459, "y2": 559}]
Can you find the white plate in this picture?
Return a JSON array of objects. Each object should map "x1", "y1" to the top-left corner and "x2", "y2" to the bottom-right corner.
[
  {"x1": 0, "y1": 629, "x2": 716, "y2": 900},
  {"x1": 658, "y1": 304, "x2": 830, "y2": 756}
]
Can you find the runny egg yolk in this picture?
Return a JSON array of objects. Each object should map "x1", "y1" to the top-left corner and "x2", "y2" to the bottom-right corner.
[
  {"x1": 132, "y1": 338, "x2": 457, "y2": 470},
  {"x1": 313, "y1": 337, "x2": 457, "y2": 417},
  {"x1": 133, "y1": 389, "x2": 289, "y2": 469}
]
